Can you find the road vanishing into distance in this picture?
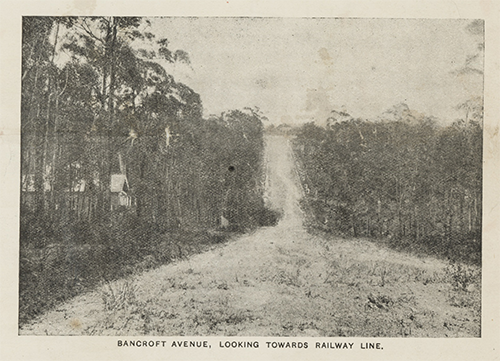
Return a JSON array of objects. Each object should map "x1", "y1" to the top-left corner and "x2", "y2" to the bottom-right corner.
[{"x1": 21, "y1": 135, "x2": 480, "y2": 337}]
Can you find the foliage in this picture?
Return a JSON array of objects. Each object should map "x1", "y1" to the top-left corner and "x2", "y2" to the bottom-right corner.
[
  {"x1": 293, "y1": 109, "x2": 482, "y2": 265},
  {"x1": 20, "y1": 16, "x2": 270, "y2": 232},
  {"x1": 19, "y1": 17, "x2": 273, "y2": 325},
  {"x1": 445, "y1": 263, "x2": 480, "y2": 292}
]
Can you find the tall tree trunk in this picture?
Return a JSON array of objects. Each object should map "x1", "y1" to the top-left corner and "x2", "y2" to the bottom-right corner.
[
  {"x1": 49, "y1": 67, "x2": 68, "y2": 219},
  {"x1": 109, "y1": 19, "x2": 117, "y2": 124}
]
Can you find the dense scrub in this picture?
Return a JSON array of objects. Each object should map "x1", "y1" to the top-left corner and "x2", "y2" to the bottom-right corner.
[
  {"x1": 293, "y1": 116, "x2": 482, "y2": 265},
  {"x1": 20, "y1": 133, "x2": 480, "y2": 337},
  {"x1": 20, "y1": 17, "x2": 276, "y2": 325}
]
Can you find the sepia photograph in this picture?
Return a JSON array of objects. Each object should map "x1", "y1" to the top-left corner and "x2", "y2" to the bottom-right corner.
[
  {"x1": 17, "y1": 16, "x2": 484, "y2": 338},
  {"x1": 2, "y1": 1, "x2": 500, "y2": 360}
]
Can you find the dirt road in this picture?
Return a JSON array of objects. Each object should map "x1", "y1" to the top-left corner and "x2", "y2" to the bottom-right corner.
[{"x1": 20, "y1": 135, "x2": 480, "y2": 337}]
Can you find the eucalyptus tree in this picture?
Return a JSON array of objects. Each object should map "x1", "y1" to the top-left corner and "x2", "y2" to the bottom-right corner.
[
  {"x1": 293, "y1": 104, "x2": 481, "y2": 264},
  {"x1": 21, "y1": 17, "x2": 76, "y2": 225},
  {"x1": 53, "y1": 17, "x2": 195, "y2": 217}
]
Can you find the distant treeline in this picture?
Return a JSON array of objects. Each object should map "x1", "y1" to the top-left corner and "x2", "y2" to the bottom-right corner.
[
  {"x1": 293, "y1": 113, "x2": 482, "y2": 265},
  {"x1": 20, "y1": 16, "x2": 275, "y2": 324}
]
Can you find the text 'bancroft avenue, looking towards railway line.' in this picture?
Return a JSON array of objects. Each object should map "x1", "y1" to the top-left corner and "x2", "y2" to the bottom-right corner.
[{"x1": 116, "y1": 340, "x2": 383, "y2": 350}]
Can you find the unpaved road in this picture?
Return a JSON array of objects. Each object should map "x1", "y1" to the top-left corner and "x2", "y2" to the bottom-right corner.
[{"x1": 20, "y1": 135, "x2": 480, "y2": 337}]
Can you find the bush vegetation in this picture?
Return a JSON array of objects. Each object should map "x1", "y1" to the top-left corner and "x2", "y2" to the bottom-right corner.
[
  {"x1": 19, "y1": 17, "x2": 277, "y2": 325},
  {"x1": 293, "y1": 106, "x2": 482, "y2": 265}
]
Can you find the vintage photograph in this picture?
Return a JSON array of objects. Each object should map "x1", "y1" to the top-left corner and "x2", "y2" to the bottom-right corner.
[{"x1": 19, "y1": 17, "x2": 482, "y2": 337}]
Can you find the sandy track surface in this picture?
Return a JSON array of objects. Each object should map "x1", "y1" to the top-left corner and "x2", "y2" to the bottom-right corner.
[{"x1": 20, "y1": 136, "x2": 480, "y2": 337}]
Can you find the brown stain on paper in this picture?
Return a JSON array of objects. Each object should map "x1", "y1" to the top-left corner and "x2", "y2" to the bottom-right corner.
[
  {"x1": 318, "y1": 47, "x2": 333, "y2": 66},
  {"x1": 69, "y1": 318, "x2": 82, "y2": 330}
]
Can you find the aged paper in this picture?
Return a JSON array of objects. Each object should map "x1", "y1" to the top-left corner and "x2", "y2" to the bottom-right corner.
[{"x1": 1, "y1": 0, "x2": 499, "y2": 360}]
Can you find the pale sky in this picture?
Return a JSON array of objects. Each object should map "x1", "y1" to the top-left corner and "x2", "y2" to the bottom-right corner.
[{"x1": 148, "y1": 18, "x2": 483, "y2": 125}]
